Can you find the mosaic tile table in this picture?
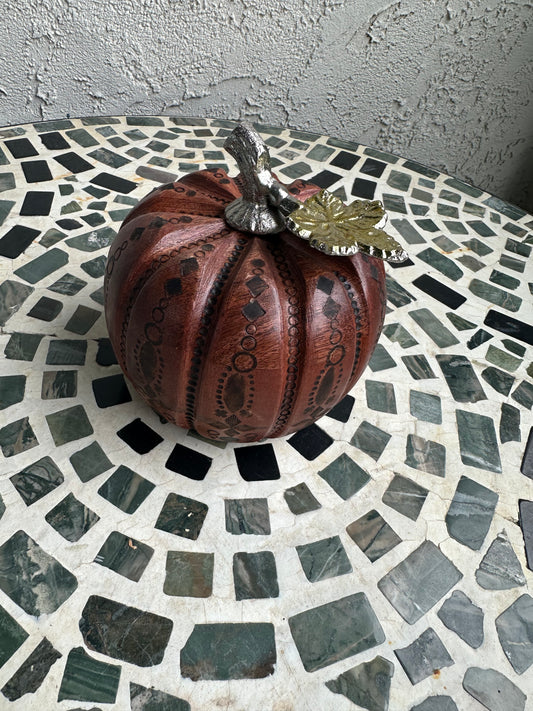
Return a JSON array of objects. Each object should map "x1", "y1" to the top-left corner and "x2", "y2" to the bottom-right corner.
[{"x1": 0, "y1": 116, "x2": 532, "y2": 711}]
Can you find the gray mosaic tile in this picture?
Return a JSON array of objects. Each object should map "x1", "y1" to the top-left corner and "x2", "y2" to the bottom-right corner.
[
  {"x1": 382, "y1": 474, "x2": 428, "y2": 521},
  {"x1": 437, "y1": 590, "x2": 484, "y2": 648},
  {"x1": 401, "y1": 354, "x2": 437, "y2": 380},
  {"x1": 409, "y1": 391, "x2": 442, "y2": 424},
  {"x1": 289, "y1": 593, "x2": 385, "y2": 672},
  {"x1": 70, "y1": 440, "x2": 113, "y2": 482},
  {"x1": 481, "y1": 366, "x2": 515, "y2": 395},
  {"x1": 45, "y1": 493, "x2": 100, "y2": 542},
  {"x1": 155, "y1": 494, "x2": 208, "y2": 540},
  {"x1": 500, "y1": 403, "x2": 521, "y2": 443},
  {"x1": 181, "y1": 623, "x2": 275, "y2": 680},
  {"x1": 463, "y1": 667, "x2": 526, "y2": 711},
  {"x1": 0, "y1": 416, "x2": 38, "y2": 457},
  {"x1": 318, "y1": 453, "x2": 371, "y2": 499},
  {"x1": 10, "y1": 456, "x2": 64, "y2": 505},
  {"x1": 446, "y1": 476, "x2": 498, "y2": 550},
  {"x1": 351, "y1": 421, "x2": 391, "y2": 461},
  {"x1": 98, "y1": 465, "x2": 154, "y2": 514},
  {"x1": 346, "y1": 510, "x2": 401, "y2": 562},
  {"x1": 284, "y1": 482, "x2": 321, "y2": 514},
  {"x1": 0, "y1": 530, "x2": 77, "y2": 615},
  {"x1": 46, "y1": 339, "x2": 87, "y2": 365},
  {"x1": 378, "y1": 541, "x2": 462, "y2": 624},
  {"x1": 0, "y1": 605, "x2": 28, "y2": 669},
  {"x1": 409, "y1": 309, "x2": 459, "y2": 348},
  {"x1": 405, "y1": 434, "x2": 445, "y2": 477},
  {"x1": 233, "y1": 551, "x2": 279, "y2": 600},
  {"x1": 495, "y1": 594, "x2": 533, "y2": 674},
  {"x1": 296, "y1": 535, "x2": 352, "y2": 582},
  {"x1": 475, "y1": 530, "x2": 526, "y2": 589},
  {"x1": 410, "y1": 696, "x2": 459, "y2": 711},
  {"x1": 519, "y1": 499, "x2": 533, "y2": 569},
  {"x1": 4, "y1": 332, "x2": 43, "y2": 361},
  {"x1": 456, "y1": 410, "x2": 502, "y2": 473},
  {"x1": 1, "y1": 638, "x2": 61, "y2": 702},
  {"x1": 45, "y1": 404, "x2": 93, "y2": 446},
  {"x1": 0, "y1": 281, "x2": 34, "y2": 326},
  {"x1": 41, "y1": 370, "x2": 77, "y2": 399},
  {"x1": 436, "y1": 354, "x2": 486, "y2": 402},
  {"x1": 129, "y1": 683, "x2": 191, "y2": 711},
  {"x1": 485, "y1": 345, "x2": 521, "y2": 372},
  {"x1": 326, "y1": 656, "x2": 394, "y2": 711},
  {"x1": 383, "y1": 323, "x2": 418, "y2": 348},
  {"x1": 395, "y1": 628, "x2": 453, "y2": 685},
  {"x1": 365, "y1": 380, "x2": 397, "y2": 413}
]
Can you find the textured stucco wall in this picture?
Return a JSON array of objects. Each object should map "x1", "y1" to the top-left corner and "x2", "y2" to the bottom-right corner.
[{"x1": 1, "y1": 0, "x2": 532, "y2": 210}]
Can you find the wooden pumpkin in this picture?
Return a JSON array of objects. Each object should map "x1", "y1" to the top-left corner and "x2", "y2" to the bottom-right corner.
[{"x1": 104, "y1": 128, "x2": 387, "y2": 443}]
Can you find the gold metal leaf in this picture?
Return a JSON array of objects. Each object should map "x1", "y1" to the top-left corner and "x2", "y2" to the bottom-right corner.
[{"x1": 286, "y1": 189, "x2": 408, "y2": 262}]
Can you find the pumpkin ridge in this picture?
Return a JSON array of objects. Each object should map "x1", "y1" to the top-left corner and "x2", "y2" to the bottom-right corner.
[
  {"x1": 264, "y1": 236, "x2": 307, "y2": 439},
  {"x1": 184, "y1": 235, "x2": 251, "y2": 430}
]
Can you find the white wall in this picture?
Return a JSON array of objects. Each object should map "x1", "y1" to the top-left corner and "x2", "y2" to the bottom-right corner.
[{"x1": 2, "y1": 0, "x2": 532, "y2": 211}]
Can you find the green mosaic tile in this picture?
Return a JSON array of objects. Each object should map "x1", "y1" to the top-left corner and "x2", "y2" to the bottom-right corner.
[
  {"x1": 129, "y1": 683, "x2": 191, "y2": 711},
  {"x1": 233, "y1": 551, "x2": 278, "y2": 600},
  {"x1": 65, "y1": 305, "x2": 101, "y2": 334},
  {"x1": 383, "y1": 194, "x2": 407, "y2": 214},
  {"x1": 0, "y1": 605, "x2": 28, "y2": 669},
  {"x1": 351, "y1": 421, "x2": 391, "y2": 461},
  {"x1": 163, "y1": 551, "x2": 214, "y2": 598},
  {"x1": 469, "y1": 279, "x2": 521, "y2": 312},
  {"x1": 326, "y1": 656, "x2": 394, "y2": 710},
  {"x1": 41, "y1": 370, "x2": 77, "y2": 399},
  {"x1": 45, "y1": 493, "x2": 100, "y2": 542},
  {"x1": 387, "y1": 170, "x2": 411, "y2": 191},
  {"x1": 405, "y1": 434, "x2": 446, "y2": 477},
  {"x1": 409, "y1": 390, "x2": 442, "y2": 424},
  {"x1": 489, "y1": 269, "x2": 520, "y2": 290},
  {"x1": 225, "y1": 498, "x2": 270, "y2": 535},
  {"x1": 296, "y1": 536, "x2": 352, "y2": 582},
  {"x1": 0, "y1": 374, "x2": 26, "y2": 410},
  {"x1": 57, "y1": 647, "x2": 121, "y2": 704},
  {"x1": 416, "y1": 248, "x2": 463, "y2": 281},
  {"x1": 45, "y1": 405, "x2": 93, "y2": 446},
  {"x1": 1, "y1": 638, "x2": 62, "y2": 701},
  {"x1": 458, "y1": 254, "x2": 484, "y2": 271},
  {"x1": 382, "y1": 473, "x2": 428, "y2": 521},
  {"x1": 500, "y1": 403, "x2": 521, "y2": 443},
  {"x1": 439, "y1": 189, "x2": 461, "y2": 203},
  {"x1": 481, "y1": 366, "x2": 515, "y2": 395},
  {"x1": 444, "y1": 177, "x2": 483, "y2": 197},
  {"x1": 0, "y1": 416, "x2": 38, "y2": 457},
  {"x1": 410, "y1": 204, "x2": 429, "y2": 215},
  {"x1": 415, "y1": 218, "x2": 439, "y2": 232},
  {"x1": 181, "y1": 623, "x2": 275, "y2": 680},
  {"x1": 98, "y1": 465, "x2": 155, "y2": 514},
  {"x1": 60, "y1": 200, "x2": 82, "y2": 214},
  {"x1": 279, "y1": 161, "x2": 312, "y2": 179},
  {"x1": 512, "y1": 380, "x2": 533, "y2": 409},
  {"x1": 486, "y1": 345, "x2": 521, "y2": 372},
  {"x1": 70, "y1": 440, "x2": 112, "y2": 482},
  {"x1": 401, "y1": 354, "x2": 437, "y2": 379},
  {"x1": 433, "y1": 235, "x2": 460, "y2": 252},
  {"x1": 503, "y1": 339, "x2": 526, "y2": 356},
  {"x1": 66, "y1": 226, "x2": 117, "y2": 252},
  {"x1": 365, "y1": 380, "x2": 397, "y2": 413},
  {"x1": 446, "y1": 475, "x2": 499, "y2": 549},
  {"x1": 307, "y1": 144, "x2": 334, "y2": 161},
  {"x1": 383, "y1": 322, "x2": 418, "y2": 348},
  {"x1": 437, "y1": 203, "x2": 459, "y2": 217},
  {"x1": 445, "y1": 312, "x2": 476, "y2": 331},
  {"x1": 289, "y1": 593, "x2": 384, "y2": 672},
  {"x1": 363, "y1": 146, "x2": 397, "y2": 162},
  {"x1": 81, "y1": 255, "x2": 106, "y2": 278},
  {"x1": 463, "y1": 201, "x2": 485, "y2": 216},
  {"x1": 499, "y1": 253, "x2": 525, "y2": 272},
  {"x1": 317, "y1": 453, "x2": 370, "y2": 500},
  {"x1": 127, "y1": 146, "x2": 148, "y2": 159},
  {"x1": 4, "y1": 332, "x2": 43, "y2": 360},
  {"x1": 409, "y1": 308, "x2": 459, "y2": 348},
  {"x1": 368, "y1": 344, "x2": 397, "y2": 371},
  {"x1": 10, "y1": 456, "x2": 64, "y2": 505},
  {"x1": 436, "y1": 354, "x2": 486, "y2": 403},
  {"x1": 456, "y1": 410, "x2": 502, "y2": 473},
  {"x1": 0, "y1": 530, "x2": 77, "y2": 614},
  {"x1": 284, "y1": 482, "x2": 321, "y2": 514},
  {"x1": 443, "y1": 220, "x2": 468, "y2": 235},
  {"x1": 82, "y1": 211, "x2": 106, "y2": 226},
  {"x1": 94, "y1": 531, "x2": 154, "y2": 581},
  {"x1": 0, "y1": 200, "x2": 15, "y2": 226},
  {"x1": 0, "y1": 173, "x2": 16, "y2": 192},
  {"x1": 0, "y1": 281, "x2": 34, "y2": 327},
  {"x1": 346, "y1": 510, "x2": 401, "y2": 562},
  {"x1": 156, "y1": 493, "x2": 208, "y2": 540},
  {"x1": 483, "y1": 195, "x2": 526, "y2": 220},
  {"x1": 385, "y1": 275, "x2": 415, "y2": 307}
]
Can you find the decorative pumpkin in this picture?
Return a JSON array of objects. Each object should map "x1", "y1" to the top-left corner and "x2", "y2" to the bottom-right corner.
[{"x1": 104, "y1": 125, "x2": 396, "y2": 443}]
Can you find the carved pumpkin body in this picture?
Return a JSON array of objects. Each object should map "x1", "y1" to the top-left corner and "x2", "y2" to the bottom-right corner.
[{"x1": 104, "y1": 169, "x2": 386, "y2": 442}]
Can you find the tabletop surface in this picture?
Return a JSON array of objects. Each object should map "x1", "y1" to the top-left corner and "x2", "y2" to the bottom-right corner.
[{"x1": 0, "y1": 116, "x2": 532, "y2": 711}]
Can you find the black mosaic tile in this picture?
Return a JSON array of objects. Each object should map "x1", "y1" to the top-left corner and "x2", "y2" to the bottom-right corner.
[
  {"x1": 445, "y1": 475, "x2": 498, "y2": 550},
  {"x1": 116, "y1": 418, "x2": 163, "y2": 454},
  {"x1": 284, "y1": 482, "x2": 321, "y2": 514},
  {"x1": 463, "y1": 667, "x2": 526, "y2": 711},
  {"x1": 395, "y1": 628, "x2": 453, "y2": 685},
  {"x1": 94, "y1": 531, "x2": 154, "y2": 581},
  {"x1": 288, "y1": 423, "x2": 333, "y2": 460},
  {"x1": 19, "y1": 189, "x2": 54, "y2": 216},
  {"x1": 92, "y1": 373, "x2": 131, "y2": 408},
  {"x1": 39, "y1": 131, "x2": 70, "y2": 150},
  {"x1": 165, "y1": 442, "x2": 212, "y2": 480},
  {"x1": 378, "y1": 541, "x2": 462, "y2": 624},
  {"x1": 0, "y1": 605, "x2": 28, "y2": 669},
  {"x1": 475, "y1": 530, "x2": 525, "y2": 590},
  {"x1": 289, "y1": 593, "x2": 385, "y2": 672},
  {"x1": 80, "y1": 595, "x2": 173, "y2": 667},
  {"x1": 326, "y1": 394, "x2": 354, "y2": 422},
  {"x1": 164, "y1": 551, "x2": 214, "y2": 597},
  {"x1": 412, "y1": 274, "x2": 466, "y2": 309},
  {"x1": 181, "y1": 623, "x2": 275, "y2": 680},
  {"x1": 21, "y1": 159, "x2": 54, "y2": 182},
  {"x1": 5, "y1": 137, "x2": 38, "y2": 158},
  {"x1": 234, "y1": 442, "x2": 280, "y2": 481},
  {"x1": 456, "y1": 409, "x2": 502, "y2": 473},
  {"x1": 98, "y1": 465, "x2": 154, "y2": 514},
  {"x1": 55, "y1": 217, "x2": 82, "y2": 230},
  {"x1": 437, "y1": 590, "x2": 484, "y2": 649},
  {"x1": 0, "y1": 529, "x2": 77, "y2": 614},
  {"x1": 4, "y1": 332, "x2": 43, "y2": 360},
  {"x1": 346, "y1": 510, "x2": 401, "y2": 562},
  {"x1": 91, "y1": 172, "x2": 137, "y2": 193},
  {"x1": 155, "y1": 492, "x2": 208, "y2": 540},
  {"x1": 310, "y1": 169, "x2": 343, "y2": 189},
  {"x1": 352, "y1": 177, "x2": 376, "y2": 199},
  {"x1": 27, "y1": 295, "x2": 62, "y2": 321},
  {"x1": 382, "y1": 473, "x2": 428, "y2": 521},
  {"x1": 0, "y1": 416, "x2": 38, "y2": 456},
  {"x1": 10, "y1": 456, "x2": 64, "y2": 505},
  {"x1": 58, "y1": 646, "x2": 121, "y2": 704},
  {"x1": 0, "y1": 225, "x2": 40, "y2": 258},
  {"x1": 1, "y1": 638, "x2": 62, "y2": 701},
  {"x1": 225, "y1": 498, "x2": 270, "y2": 535}
]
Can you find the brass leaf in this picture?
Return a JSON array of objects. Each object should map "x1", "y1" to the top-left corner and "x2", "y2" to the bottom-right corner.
[{"x1": 287, "y1": 189, "x2": 408, "y2": 262}]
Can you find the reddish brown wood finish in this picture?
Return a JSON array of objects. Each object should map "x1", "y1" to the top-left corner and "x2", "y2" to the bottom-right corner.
[{"x1": 104, "y1": 168, "x2": 386, "y2": 442}]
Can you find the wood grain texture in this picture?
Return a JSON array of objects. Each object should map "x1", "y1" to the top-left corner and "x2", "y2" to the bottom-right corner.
[{"x1": 104, "y1": 168, "x2": 386, "y2": 442}]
